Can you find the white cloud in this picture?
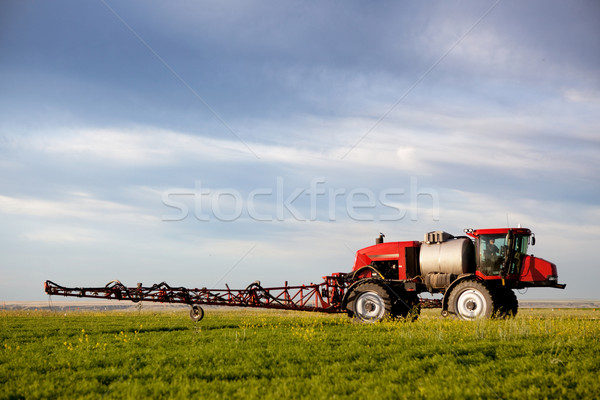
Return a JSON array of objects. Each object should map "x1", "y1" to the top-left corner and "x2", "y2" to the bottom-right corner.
[
  {"x1": 21, "y1": 227, "x2": 100, "y2": 244},
  {"x1": 15, "y1": 117, "x2": 596, "y2": 183},
  {"x1": 27, "y1": 128, "x2": 251, "y2": 165},
  {"x1": 564, "y1": 89, "x2": 600, "y2": 104},
  {"x1": 0, "y1": 193, "x2": 156, "y2": 224}
]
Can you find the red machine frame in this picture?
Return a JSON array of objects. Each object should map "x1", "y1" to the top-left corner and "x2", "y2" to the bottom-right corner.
[{"x1": 44, "y1": 275, "x2": 346, "y2": 313}]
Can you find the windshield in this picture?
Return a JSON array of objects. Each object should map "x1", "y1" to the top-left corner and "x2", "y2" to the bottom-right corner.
[
  {"x1": 479, "y1": 234, "x2": 506, "y2": 275},
  {"x1": 478, "y1": 233, "x2": 530, "y2": 276}
]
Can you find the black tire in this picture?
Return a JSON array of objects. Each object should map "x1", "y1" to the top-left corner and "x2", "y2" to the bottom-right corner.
[
  {"x1": 189, "y1": 305, "x2": 204, "y2": 322},
  {"x1": 448, "y1": 280, "x2": 495, "y2": 320},
  {"x1": 493, "y1": 288, "x2": 518, "y2": 318},
  {"x1": 348, "y1": 282, "x2": 394, "y2": 323},
  {"x1": 392, "y1": 291, "x2": 421, "y2": 321},
  {"x1": 507, "y1": 290, "x2": 518, "y2": 317}
]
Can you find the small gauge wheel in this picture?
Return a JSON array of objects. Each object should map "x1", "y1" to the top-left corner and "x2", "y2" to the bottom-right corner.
[{"x1": 189, "y1": 305, "x2": 204, "y2": 322}]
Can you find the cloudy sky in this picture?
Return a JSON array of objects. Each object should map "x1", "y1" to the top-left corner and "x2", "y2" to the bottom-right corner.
[{"x1": 1, "y1": 1, "x2": 598, "y2": 302}]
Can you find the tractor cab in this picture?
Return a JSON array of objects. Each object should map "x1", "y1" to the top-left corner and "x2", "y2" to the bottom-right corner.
[
  {"x1": 465, "y1": 227, "x2": 564, "y2": 289},
  {"x1": 465, "y1": 227, "x2": 533, "y2": 278}
]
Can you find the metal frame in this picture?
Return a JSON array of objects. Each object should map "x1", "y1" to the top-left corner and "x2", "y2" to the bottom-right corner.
[{"x1": 44, "y1": 274, "x2": 347, "y2": 313}]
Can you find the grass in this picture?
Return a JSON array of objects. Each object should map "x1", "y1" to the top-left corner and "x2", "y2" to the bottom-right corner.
[{"x1": 1, "y1": 307, "x2": 599, "y2": 399}]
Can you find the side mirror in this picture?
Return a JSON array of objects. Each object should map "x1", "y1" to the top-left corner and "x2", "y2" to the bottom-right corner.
[{"x1": 531, "y1": 235, "x2": 536, "y2": 246}]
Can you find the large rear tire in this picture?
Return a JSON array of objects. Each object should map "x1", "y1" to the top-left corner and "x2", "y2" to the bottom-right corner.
[
  {"x1": 449, "y1": 280, "x2": 494, "y2": 320},
  {"x1": 348, "y1": 282, "x2": 393, "y2": 323}
]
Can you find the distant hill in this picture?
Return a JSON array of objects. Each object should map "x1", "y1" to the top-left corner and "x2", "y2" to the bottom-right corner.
[{"x1": 519, "y1": 300, "x2": 600, "y2": 309}]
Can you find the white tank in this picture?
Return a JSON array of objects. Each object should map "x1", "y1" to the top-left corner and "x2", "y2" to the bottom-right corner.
[{"x1": 419, "y1": 238, "x2": 475, "y2": 276}]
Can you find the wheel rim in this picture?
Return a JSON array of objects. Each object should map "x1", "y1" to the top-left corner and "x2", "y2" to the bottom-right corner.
[
  {"x1": 190, "y1": 306, "x2": 204, "y2": 322},
  {"x1": 354, "y1": 291, "x2": 385, "y2": 322},
  {"x1": 456, "y1": 289, "x2": 487, "y2": 320}
]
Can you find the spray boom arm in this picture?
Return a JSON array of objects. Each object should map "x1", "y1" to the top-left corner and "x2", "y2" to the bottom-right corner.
[{"x1": 44, "y1": 275, "x2": 348, "y2": 320}]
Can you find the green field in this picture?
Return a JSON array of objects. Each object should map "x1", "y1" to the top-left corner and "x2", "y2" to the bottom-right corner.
[{"x1": 1, "y1": 308, "x2": 599, "y2": 399}]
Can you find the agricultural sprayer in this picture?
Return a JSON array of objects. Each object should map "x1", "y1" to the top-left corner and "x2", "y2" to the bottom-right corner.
[{"x1": 45, "y1": 227, "x2": 565, "y2": 322}]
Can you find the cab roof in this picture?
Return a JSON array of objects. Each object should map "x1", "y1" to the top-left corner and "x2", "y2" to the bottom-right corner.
[{"x1": 465, "y1": 227, "x2": 532, "y2": 238}]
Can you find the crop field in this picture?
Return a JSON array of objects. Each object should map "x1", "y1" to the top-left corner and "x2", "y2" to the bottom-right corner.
[{"x1": 1, "y1": 307, "x2": 599, "y2": 399}]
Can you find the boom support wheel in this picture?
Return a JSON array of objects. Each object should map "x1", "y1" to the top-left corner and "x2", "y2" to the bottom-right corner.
[
  {"x1": 189, "y1": 305, "x2": 204, "y2": 322},
  {"x1": 448, "y1": 280, "x2": 494, "y2": 320}
]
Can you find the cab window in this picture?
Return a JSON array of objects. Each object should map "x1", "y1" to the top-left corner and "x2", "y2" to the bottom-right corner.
[{"x1": 479, "y1": 234, "x2": 506, "y2": 275}]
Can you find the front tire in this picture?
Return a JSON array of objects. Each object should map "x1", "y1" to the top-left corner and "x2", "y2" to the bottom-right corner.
[
  {"x1": 494, "y1": 288, "x2": 518, "y2": 318},
  {"x1": 449, "y1": 280, "x2": 494, "y2": 320}
]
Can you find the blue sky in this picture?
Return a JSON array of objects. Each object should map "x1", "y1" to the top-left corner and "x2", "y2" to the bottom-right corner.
[{"x1": 1, "y1": 1, "x2": 598, "y2": 301}]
